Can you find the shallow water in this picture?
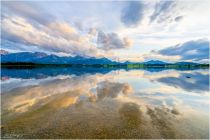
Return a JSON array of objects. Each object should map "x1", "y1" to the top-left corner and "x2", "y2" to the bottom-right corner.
[{"x1": 1, "y1": 68, "x2": 209, "y2": 139}]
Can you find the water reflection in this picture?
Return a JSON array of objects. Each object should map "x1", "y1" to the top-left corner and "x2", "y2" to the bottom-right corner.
[
  {"x1": 119, "y1": 102, "x2": 142, "y2": 129},
  {"x1": 96, "y1": 81, "x2": 133, "y2": 100},
  {"x1": 157, "y1": 71, "x2": 209, "y2": 92},
  {"x1": 1, "y1": 68, "x2": 209, "y2": 139},
  {"x1": 146, "y1": 106, "x2": 179, "y2": 138},
  {"x1": 2, "y1": 67, "x2": 207, "y2": 80}
]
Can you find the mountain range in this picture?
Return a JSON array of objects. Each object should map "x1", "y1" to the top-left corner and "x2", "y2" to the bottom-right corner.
[
  {"x1": 0, "y1": 50, "x2": 201, "y2": 65},
  {"x1": 1, "y1": 51, "x2": 115, "y2": 65}
]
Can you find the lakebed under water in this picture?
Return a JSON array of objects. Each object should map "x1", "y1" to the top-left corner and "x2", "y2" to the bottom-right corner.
[{"x1": 1, "y1": 68, "x2": 209, "y2": 139}]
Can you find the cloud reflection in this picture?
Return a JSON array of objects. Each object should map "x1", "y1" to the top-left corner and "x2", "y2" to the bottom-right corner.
[
  {"x1": 157, "y1": 71, "x2": 209, "y2": 93},
  {"x1": 96, "y1": 81, "x2": 133, "y2": 100},
  {"x1": 119, "y1": 102, "x2": 142, "y2": 129}
]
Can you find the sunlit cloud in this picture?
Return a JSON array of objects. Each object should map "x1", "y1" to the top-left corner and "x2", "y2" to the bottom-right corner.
[{"x1": 1, "y1": 1, "x2": 132, "y2": 58}]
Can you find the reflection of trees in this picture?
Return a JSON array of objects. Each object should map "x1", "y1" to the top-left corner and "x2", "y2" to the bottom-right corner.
[
  {"x1": 119, "y1": 102, "x2": 142, "y2": 129},
  {"x1": 1, "y1": 67, "x2": 112, "y2": 79}
]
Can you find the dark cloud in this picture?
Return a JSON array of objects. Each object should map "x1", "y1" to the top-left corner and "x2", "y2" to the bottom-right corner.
[
  {"x1": 1, "y1": 2, "x2": 65, "y2": 54},
  {"x1": 1, "y1": 39, "x2": 40, "y2": 53},
  {"x1": 97, "y1": 30, "x2": 132, "y2": 51},
  {"x1": 150, "y1": 1, "x2": 182, "y2": 24},
  {"x1": 2, "y1": 1, "x2": 53, "y2": 25},
  {"x1": 1, "y1": 25, "x2": 65, "y2": 54},
  {"x1": 158, "y1": 39, "x2": 209, "y2": 62},
  {"x1": 174, "y1": 16, "x2": 183, "y2": 22},
  {"x1": 150, "y1": 1, "x2": 175, "y2": 22},
  {"x1": 121, "y1": 1, "x2": 144, "y2": 27}
]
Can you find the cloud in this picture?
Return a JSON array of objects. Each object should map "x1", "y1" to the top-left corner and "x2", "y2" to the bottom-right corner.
[
  {"x1": 150, "y1": 1, "x2": 183, "y2": 24},
  {"x1": 97, "y1": 30, "x2": 132, "y2": 51},
  {"x1": 158, "y1": 39, "x2": 209, "y2": 62},
  {"x1": 1, "y1": 16, "x2": 105, "y2": 57},
  {"x1": 174, "y1": 16, "x2": 183, "y2": 22},
  {"x1": 2, "y1": 1, "x2": 53, "y2": 25},
  {"x1": 1, "y1": 1, "x2": 132, "y2": 58},
  {"x1": 121, "y1": 1, "x2": 144, "y2": 27},
  {"x1": 150, "y1": 1, "x2": 175, "y2": 22}
]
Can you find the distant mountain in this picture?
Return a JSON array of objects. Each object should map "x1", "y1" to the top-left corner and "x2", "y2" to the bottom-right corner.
[
  {"x1": 175, "y1": 62, "x2": 198, "y2": 65},
  {"x1": 122, "y1": 61, "x2": 133, "y2": 64},
  {"x1": 1, "y1": 52, "x2": 48, "y2": 63},
  {"x1": 0, "y1": 50, "x2": 9, "y2": 55},
  {"x1": 143, "y1": 60, "x2": 168, "y2": 65},
  {"x1": 1, "y1": 51, "x2": 115, "y2": 64},
  {"x1": 0, "y1": 50, "x2": 206, "y2": 65}
]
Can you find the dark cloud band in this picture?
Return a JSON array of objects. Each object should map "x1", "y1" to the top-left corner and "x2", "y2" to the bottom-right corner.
[
  {"x1": 158, "y1": 39, "x2": 209, "y2": 62},
  {"x1": 121, "y1": 1, "x2": 144, "y2": 27}
]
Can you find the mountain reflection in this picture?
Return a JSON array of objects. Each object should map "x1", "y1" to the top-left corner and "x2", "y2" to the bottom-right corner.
[
  {"x1": 1, "y1": 67, "x2": 113, "y2": 79},
  {"x1": 1, "y1": 69, "x2": 209, "y2": 139},
  {"x1": 2, "y1": 67, "x2": 207, "y2": 80}
]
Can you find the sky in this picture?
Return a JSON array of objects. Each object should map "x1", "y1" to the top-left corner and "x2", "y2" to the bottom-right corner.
[{"x1": 1, "y1": 0, "x2": 210, "y2": 63}]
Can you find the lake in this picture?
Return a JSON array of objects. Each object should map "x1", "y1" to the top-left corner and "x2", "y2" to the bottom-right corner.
[{"x1": 1, "y1": 68, "x2": 209, "y2": 139}]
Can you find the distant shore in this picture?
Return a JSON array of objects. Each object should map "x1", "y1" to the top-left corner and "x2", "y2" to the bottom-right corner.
[{"x1": 1, "y1": 62, "x2": 209, "y2": 69}]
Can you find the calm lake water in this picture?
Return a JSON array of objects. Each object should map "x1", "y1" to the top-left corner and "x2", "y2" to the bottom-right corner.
[{"x1": 1, "y1": 68, "x2": 209, "y2": 139}]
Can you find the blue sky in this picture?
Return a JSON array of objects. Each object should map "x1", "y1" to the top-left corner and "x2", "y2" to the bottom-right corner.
[{"x1": 1, "y1": 0, "x2": 210, "y2": 63}]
